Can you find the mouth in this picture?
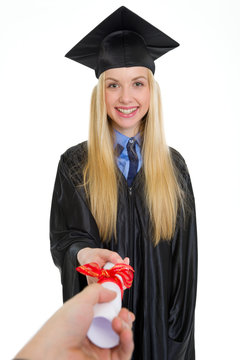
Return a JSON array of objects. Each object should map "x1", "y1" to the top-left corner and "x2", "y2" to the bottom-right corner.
[{"x1": 115, "y1": 107, "x2": 139, "y2": 117}]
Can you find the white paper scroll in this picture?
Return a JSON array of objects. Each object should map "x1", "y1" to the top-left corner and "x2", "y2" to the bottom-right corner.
[{"x1": 87, "y1": 262, "x2": 122, "y2": 348}]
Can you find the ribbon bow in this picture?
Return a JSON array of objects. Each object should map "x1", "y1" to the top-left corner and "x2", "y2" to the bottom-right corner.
[{"x1": 76, "y1": 262, "x2": 134, "y2": 298}]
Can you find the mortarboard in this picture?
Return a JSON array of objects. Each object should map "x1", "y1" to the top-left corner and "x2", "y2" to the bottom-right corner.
[{"x1": 65, "y1": 6, "x2": 179, "y2": 78}]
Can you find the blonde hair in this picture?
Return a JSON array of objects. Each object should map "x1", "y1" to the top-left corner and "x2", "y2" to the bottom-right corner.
[
  {"x1": 83, "y1": 72, "x2": 118, "y2": 241},
  {"x1": 142, "y1": 71, "x2": 184, "y2": 243},
  {"x1": 83, "y1": 69, "x2": 184, "y2": 245}
]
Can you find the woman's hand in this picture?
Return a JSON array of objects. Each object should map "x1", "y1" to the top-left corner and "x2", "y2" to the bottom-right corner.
[{"x1": 77, "y1": 248, "x2": 130, "y2": 285}]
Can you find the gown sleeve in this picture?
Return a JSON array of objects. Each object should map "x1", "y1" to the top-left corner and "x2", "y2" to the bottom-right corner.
[
  {"x1": 168, "y1": 157, "x2": 198, "y2": 360},
  {"x1": 50, "y1": 154, "x2": 101, "y2": 302}
]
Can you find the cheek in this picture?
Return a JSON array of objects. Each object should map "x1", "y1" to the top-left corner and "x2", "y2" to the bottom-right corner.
[
  {"x1": 140, "y1": 91, "x2": 150, "y2": 110},
  {"x1": 105, "y1": 92, "x2": 116, "y2": 112}
]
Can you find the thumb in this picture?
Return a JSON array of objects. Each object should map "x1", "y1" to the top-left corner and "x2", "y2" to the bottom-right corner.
[{"x1": 77, "y1": 283, "x2": 117, "y2": 306}]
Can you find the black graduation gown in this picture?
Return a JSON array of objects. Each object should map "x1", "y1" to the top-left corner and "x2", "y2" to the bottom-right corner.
[{"x1": 50, "y1": 141, "x2": 198, "y2": 360}]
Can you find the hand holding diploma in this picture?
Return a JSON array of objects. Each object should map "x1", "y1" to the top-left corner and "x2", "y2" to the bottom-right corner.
[
  {"x1": 76, "y1": 261, "x2": 135, "y2": 349},
  {"x1": 14, "y1": 284, "x2": 134, "y2": 360},
  {"x1": 77, "y1": 247, "x2": 130, "y2": 284}
]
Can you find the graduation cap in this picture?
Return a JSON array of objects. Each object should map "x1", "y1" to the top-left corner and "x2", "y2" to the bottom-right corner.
[{"x1": 65, "y1": 6, "x2": 179, "y2": 78}]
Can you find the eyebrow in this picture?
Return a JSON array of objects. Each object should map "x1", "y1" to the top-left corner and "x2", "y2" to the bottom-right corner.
[
  {"x1": 132, "y1": 76, "x2": 148, "y2": 81},
  {"x1": 105, "y1": 77, "x2": 119, "y2": 82},
  {"x1": 105, "y1": 76, "x2": 148, "y2": 82}
]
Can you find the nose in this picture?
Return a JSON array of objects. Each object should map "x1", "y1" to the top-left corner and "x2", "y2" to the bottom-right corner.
[{"x1": 119, "y1": 86, "x2": 132, "y2": 104}]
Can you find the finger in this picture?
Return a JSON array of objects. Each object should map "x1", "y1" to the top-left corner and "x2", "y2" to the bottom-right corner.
[
  {"x1": 112, "y1": 317, "x2": 134, "y2": 358},
  {"x1": 86, "y1": 276, "x2": 98, "y2": 285},
  {"x1": 100, "y1": 249, "x2": 123, "y2": 264},
  {"x1": 113, "y1": 309, "x2": 135, "y2": 332},
  {"x1": 118, "y1": 308, "x2": 135, "y2": 327},
  {"x1": 119, "y1": 327, "x2": 134, "y2": 358},
  {"x1": 112, "y1": 316, "x2": 129, "y2": 335},
  {"x1": 123, "y1": 257, "x2": 130, "y2": 265},
  {"x1": 75, "y1": 283, "x2": 117, "y2": 306}
]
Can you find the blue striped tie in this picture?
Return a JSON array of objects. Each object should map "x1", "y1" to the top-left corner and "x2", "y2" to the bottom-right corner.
[{"x1": 127, "y1": 138, "x2": 138, "y2": 186}]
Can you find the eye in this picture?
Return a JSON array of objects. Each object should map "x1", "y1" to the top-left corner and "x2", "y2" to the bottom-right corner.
[
  {"x1": 134, "y1": 81, "x2": 144, "y2": 87},
  {"x1": 108, "y1": 83, "x2": 119, "y2": 88}
]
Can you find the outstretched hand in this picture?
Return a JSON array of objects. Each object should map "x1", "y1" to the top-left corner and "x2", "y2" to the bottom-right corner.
[
  {"x1": 15, "y1": 284, "x2": 134, "y2": 360},
  {"x1": 77, "y1": 247, "x2": 130, "y2": 285}
]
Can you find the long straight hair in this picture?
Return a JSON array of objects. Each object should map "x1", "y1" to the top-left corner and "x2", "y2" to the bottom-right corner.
[{"x1": 83, "y1": 69, "x2": 184, "y2": 245}]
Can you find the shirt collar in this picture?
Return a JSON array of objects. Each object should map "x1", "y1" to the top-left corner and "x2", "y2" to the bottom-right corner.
[{"x1": 113, "y1": 129, "x2": 141, "y2": 149}]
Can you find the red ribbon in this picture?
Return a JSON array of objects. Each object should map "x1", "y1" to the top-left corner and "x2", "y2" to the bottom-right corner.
[{"x1": 76, "y1": 262, "x2": 134, "y2": 298}]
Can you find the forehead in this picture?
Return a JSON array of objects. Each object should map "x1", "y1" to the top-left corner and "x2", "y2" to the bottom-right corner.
[{"x1": 105, "y1": 66, "x2": 149, "y2": 80}]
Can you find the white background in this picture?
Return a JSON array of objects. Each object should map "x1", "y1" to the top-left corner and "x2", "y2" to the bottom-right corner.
[{"x1": 1, "y1": 0, "x2": 239, "y2": 358}]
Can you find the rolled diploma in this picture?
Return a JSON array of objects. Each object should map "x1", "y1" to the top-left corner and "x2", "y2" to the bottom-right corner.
[{"x1": 87, "y1": 262, "x2": 122, "y2": 348}]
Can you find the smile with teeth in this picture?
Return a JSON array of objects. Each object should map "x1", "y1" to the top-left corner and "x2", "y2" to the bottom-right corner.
[{"x1": 116, "y1": 107, "x2": 138, "y2": 114}]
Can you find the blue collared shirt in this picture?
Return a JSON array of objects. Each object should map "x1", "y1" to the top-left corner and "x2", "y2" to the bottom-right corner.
[{"x1": 114, "y1": 129, "x2": 142, "y2": 180}]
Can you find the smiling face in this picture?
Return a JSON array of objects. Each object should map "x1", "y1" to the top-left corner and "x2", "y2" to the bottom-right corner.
[{"x1": 105, "y1": 67, "x2": 150, "y2": 137}]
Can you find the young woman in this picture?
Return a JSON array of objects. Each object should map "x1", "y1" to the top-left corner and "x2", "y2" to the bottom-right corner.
[{"x1": 50, "y1": 7, "x2": 197, "y2": 360}]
